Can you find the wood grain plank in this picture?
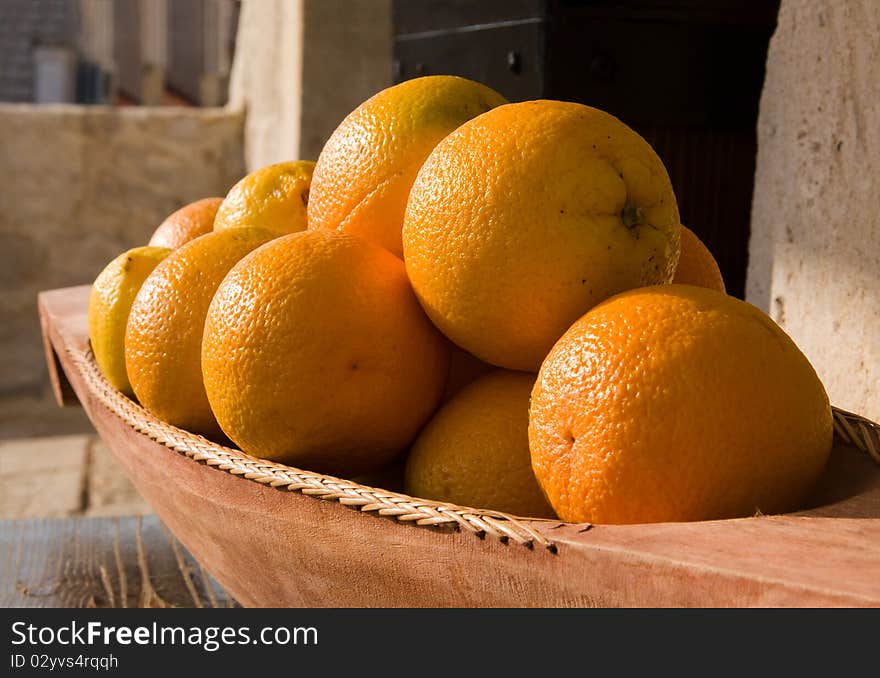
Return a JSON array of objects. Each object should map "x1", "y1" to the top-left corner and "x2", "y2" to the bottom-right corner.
[
  {"x1": 0, "y1": 436, "x2": 89, "y2": 519},
  {"x1": 0, "y1": 516, "x2": 237, "y2": 608},
  {"x1": 38, "y1": 289, "x2": 84, "y2": 408}
]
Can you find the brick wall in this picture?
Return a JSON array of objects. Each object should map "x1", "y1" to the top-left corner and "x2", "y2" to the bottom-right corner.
[{"x1": 0, "y1": 0, "x2": 77, "y2": 103}]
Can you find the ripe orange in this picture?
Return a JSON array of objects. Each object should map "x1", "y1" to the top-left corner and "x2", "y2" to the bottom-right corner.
[
  {"x1": 125, "y1": 228, "x2": 277, "y2": 437},
  {"x1": 528, "y1": 285, "x2": 833, "y2": 525},
  {"x1": 403, "y1": 100, "x2": 680, "y2": 371},
  {"x1": 673, "y1": 224, "x2": 725, "y2": 292},
  {"x1": 308, "y1": 75, "x2": 506, "y2": 258},
  {"x1": 88, "y1": 246, "x2": 171, "y2": 395},
  {"x1": 148, "y1": 197, "x2": 223, "y2": 249},
  {"x1": 405, "y1": 370, "x2": 555, "y2": 518},
  {"x1": 201, "y1": 230, "x2": 451, "y2": 475},
  {"x1": 214, "y1": 160, "x2": 314, "y2": 235}
]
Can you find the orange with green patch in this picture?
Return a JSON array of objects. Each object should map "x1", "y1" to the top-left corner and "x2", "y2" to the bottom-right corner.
[{"x1": 308, "y1": 75, "x2": 507, "y2": 258}]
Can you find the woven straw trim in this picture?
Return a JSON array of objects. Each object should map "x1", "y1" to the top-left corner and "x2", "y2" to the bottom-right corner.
[
  {"x1": 69, "y1": 346, "x2": 880, "y2": 551},
  {"x1": 70, "y1": 346, "x2": 557, "y2": 551},
  {"x1": 831, "y1": 407, "x2": 880, "y2": 465}
]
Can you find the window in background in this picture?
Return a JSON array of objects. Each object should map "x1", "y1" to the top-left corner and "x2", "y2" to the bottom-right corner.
[{"x1": 0, "y1": 0, "x2": 239, "y2": 106}]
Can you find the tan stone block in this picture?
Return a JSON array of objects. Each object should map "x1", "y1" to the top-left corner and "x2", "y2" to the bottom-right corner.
[
  {"x1": 769, "y1": 244, "x2": 880, "y2": 422},
  {"x1": 0, "y1": 434, "x2": 89, "y2": 518},
  {"x1": 85, "y1": 437, "x2": 152, "y2": 517},
  {"x1": 748, "y1": 0, "x2": 880, "y2": 421}
]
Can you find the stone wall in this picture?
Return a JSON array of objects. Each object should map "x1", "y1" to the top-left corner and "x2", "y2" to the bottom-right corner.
[
  {"x1": 0, "y1": 104, "x2": 244, "y2": 435},
  {"x1": 747, "y1": 0, "x2": 879, "y2": 420},
  {"x1": 228, "y1": 0, "x2": 391, "y2": 168}
]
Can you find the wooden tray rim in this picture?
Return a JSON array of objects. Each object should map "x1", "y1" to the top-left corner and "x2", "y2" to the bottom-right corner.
[{"x1": 43, "y1": 285, "x2": 880, "y2": 555}]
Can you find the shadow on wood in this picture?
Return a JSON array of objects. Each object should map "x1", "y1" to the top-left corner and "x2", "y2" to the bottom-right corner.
[{"x1": 0, "y1": 516, "x2": 236, "y2": 608}]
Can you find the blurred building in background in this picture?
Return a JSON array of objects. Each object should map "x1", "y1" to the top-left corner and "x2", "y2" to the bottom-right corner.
[{"x1": 0, "y1": 0, "x2": 239, "y2": 106}]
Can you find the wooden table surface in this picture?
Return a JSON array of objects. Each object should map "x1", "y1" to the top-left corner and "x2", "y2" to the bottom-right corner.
[{"x1": 1, "y1": 515, "x2": 237, "y2": 608}]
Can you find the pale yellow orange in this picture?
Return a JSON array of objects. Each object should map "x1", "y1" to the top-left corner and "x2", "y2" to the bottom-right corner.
[
  {"x1": 88, "y1": 246, "x2": 171, "y2": 395},
  {"x1": 214, "y1": 160, "x2": 314, "y2": 235}
]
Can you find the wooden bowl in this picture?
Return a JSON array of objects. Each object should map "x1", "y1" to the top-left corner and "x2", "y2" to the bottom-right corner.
[{"x1": 39, "y1": 286, "x2": 880, "y2": 607}]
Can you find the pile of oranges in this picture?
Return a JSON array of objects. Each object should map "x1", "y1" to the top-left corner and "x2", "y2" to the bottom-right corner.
[{"x1": 89, "y1": 76, "x2": 832, "y2": 525}]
